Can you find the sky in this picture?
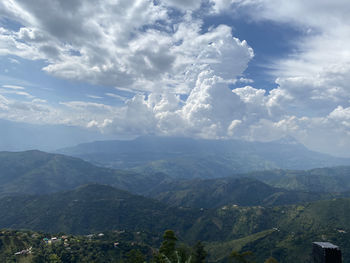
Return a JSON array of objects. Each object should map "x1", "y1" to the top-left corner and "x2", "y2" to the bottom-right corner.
[{"x1": 0, "y1": 0, "x2": 350, "y2": 157}]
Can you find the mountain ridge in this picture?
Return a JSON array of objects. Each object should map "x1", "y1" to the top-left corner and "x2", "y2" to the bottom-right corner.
[
  {"x1": 57, "y1": 136, "x2": 350, "y2": 179},
  {"x1": 0, "y1": 150, "x2": 170, "y2": 197}
]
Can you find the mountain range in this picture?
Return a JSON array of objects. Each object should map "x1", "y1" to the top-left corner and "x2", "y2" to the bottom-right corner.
[
  {"x1": 0, "y1": 150, "x2": 169, "y2": 197},
  {"x1": 147, "y1": 177, "x2": 339, "y2": 209},
  {"x1": 1, "y1": 183, "x2": 350, "y2": 262},
  {"x1": 57, "y1": 136, "x2": 350, "y2": 179},
  {"x1": 2, "y1": 149, "x2": 350, "y2": 262},
  {"x1": 0, "y1": 184, "x2": 196, "y2": 235},
  {"x1": 2, "y1": 150, "x2": 349, "y2": 206}
]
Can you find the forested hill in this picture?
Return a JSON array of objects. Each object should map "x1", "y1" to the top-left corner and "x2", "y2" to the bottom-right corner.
[
  {"x1": 147, "y1": 177, "x2": 336, "y2": 209},
  {"x1": 244, "y1": 166, "x2": 350, "y2": 192},
  {"x1": 1, "y1": 150, "x2": 350, "y2": 207},
  {"x1": 0, "y1": 184, "x2": 197, "y2": 235},
  {"x1": 1, "y1": 184, "x2": 350, "y2": 262},
  {"x1": 2, "y1": 150, "x2": 350, "y2": 262},
  {"x1": 0, "y1": 150, "x2": 170, "y2": 196},
  {"x1": 57, "y1": 136, "x2": 350, "y2": 179}
]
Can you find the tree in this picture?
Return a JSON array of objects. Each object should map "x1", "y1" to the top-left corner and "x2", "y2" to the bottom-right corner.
[
  {"x1": 159, "y1": 230, "x2": 178, "y2": 261},
  {"x1": 230, "y1": 251, "x2": 255, "y2": 263},
  {"x1": 191, "y1": 241, "x2": 207, "y2": 263},
  {"x1": 177, "y1": 243, "x2": 192, "y2": 263},
  {"x1": 126, "y1": 249, "x2": 146, "y2": 263},
  {"x1": 49, "y1": 254, "x2": 62, "y2": 263},
  {"x1": 264, "y1": 256, "x2": 279, "y2": 263}
]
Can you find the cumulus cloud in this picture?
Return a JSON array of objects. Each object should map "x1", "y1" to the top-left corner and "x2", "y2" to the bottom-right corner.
[
  {"x1": 204, "y1": 0, "x2": 350, "y2": 155},
  {"x1": 162, "y1": 0, "x2": 202, "y2": 11},
  {"x1": 224, "y1": 0, "x2": 350, "y2": 114},
  {"x1": 0, "y1": 0, "x2": 253, "y2": 94},
  {"x1": 0, "y1": 0, "x2": 259, "y2": 141},
  {"x1": 1, "y1": 0, "x2": 350, "y2": 156},
  {"x1": 0, "y1": 93, "x2": 56, "y2": 123},
  {"x1": 96, "y1": 71, "x2": 257, "y2": 139}
]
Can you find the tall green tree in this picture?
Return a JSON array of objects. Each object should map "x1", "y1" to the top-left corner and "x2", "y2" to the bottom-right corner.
[
  {"x1": 159, "y1": 230, "x2": 178, "y2": 261},
  {"x1": 177, "y1": 243, "x2": 192, "y2": 263},
  {"x1": 126, "y1": 249, "x2": 146, "y2": 263},
  {"x1": 191, "y1": 241, "x2": 207, "y2": 263},
  {"x1": 264, "y1": 257, "x2": 278, "y2": 263},
  {"x1": 230, "y1": 251, "x2": 255, "y2": 263}
]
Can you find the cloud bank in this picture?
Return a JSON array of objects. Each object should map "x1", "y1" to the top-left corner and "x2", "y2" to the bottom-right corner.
[{"x1": 1, "y1": 0, "x2": 350, "y2": 157}]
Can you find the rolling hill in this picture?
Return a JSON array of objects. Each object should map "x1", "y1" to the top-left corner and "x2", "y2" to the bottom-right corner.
[
  {"x1": 0, "y1": 184, "x2": 197, "y2": 235},
  {"x1": 245, "y1": 166, "x2": 350, "y2": 193},
  {"x1": 0, "y1": 150, "x2": 170, "y2": 197},
  {"x1": 2, "y1": 184, "x2": 350, "y2": 262},
  {"x1": 2, "y1": 150, "x2": 350, "y2": 209},
  {"x1": 147, "y1": 177, "x2": 335, "y2": 209}
]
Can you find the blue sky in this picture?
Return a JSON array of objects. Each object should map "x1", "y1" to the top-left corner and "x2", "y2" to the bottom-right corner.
[
  {"x1": 1, "y1": 6, "x2": 299, "y2": 103},
  {"x1": 0, "y1": 0, "x2": 350, "y2": 157}
]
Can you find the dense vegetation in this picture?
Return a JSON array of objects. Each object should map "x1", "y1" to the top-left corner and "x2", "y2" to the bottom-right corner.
[
  {"x1": 244, "y1": 166, "x2": 350, "y2": 192},
  {"x1": 2, "y1": 150, "x2": 350, "y2": 204},
  {"x1": 1, "y1": 150, "x2": 350, "y2": 262},
  {"x1": 0, "y1": 184, "x2": 198, "y2": 235},
  {"x1": 1, "y1": 229, "x2": 283, "y2": 263},
  {"x1": 0, "y1": 229, "x2": 155, "y2": 262},
  {"x1": 0, "y1": 150, "x2": 170, "y2": 197},
  {"x1": 147, "y1": 177, "x2": 335, "y2": 208},
  {"x1": 1, "y1": 183, "x2": 350, "y2": 262}
]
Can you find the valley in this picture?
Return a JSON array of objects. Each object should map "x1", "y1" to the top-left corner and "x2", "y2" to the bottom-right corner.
[{"x1": 1, "y1": 139, "x2": 350, "y2": 262}]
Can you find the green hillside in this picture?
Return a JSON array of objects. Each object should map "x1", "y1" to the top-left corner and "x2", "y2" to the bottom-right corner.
[
  {"x1": 0, "y1": 150, "x2": 170, "y2": 196},
  {"x1": 245, "y1": 166, "x2": 350, "y2": 192},
  {"x1": 1, "y1": 184, "x2": 350, "y2": 262},
  {"x1": 2, "y1": 187, "x2": 350, "y2": 262},
  {"x1": 0, "y1": 229, "x2": 155, "y2": 263},
  {"x1": 147, "y1": 177, "x2": 332, "y2": 208},
  {"x1": 0, "y1": 184, "x2": 198, "y2": 235},
  {"x1": 2, "y1": 150, "x2": 350, "y2": 262}
]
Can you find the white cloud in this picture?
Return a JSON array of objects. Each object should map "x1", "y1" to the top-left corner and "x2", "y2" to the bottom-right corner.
[
  {"x1": 222, "y1": 0, "x2": 350, "y2": 117},
  {"x1": 0, "y1": 86, "x2": 34, "y2": 99},
  {"x1": 31, "y1": 98, "x2": 47, "y2": 103},
  {"x1": 0, "y1": 0, "x2": 253, "y2": 94},
  {"x1": 180, "y1": 70, "x2": 244, "y2": 137},
  {"x1": 86, "y1": 95, "x2": 103, "y2": 99},
  {"x1": 203, "y1": 0, "x2": 350, "y2": 156},
  {"x1": 105, "y1": 93, "x2": 127, "y2": 101},
  {"x1": 232, "y1": 86, "x2": 265, "y2": 104},
  {"x1": 210, "y1": 0, "x2": 235, "y2": 13},
  {"x1": 0, "y1": 93, "x2": 58, "y2": 123},
  {"x1": 162, "y1": 0, "x2": 202, "y2": 11},
  {"x1": 8, "y1": 58, "x2": 20, "y2": 64},
  {"x1": 0, "y1": 94, "x2": 9, "y2": 110},
  {"x1": 2, "y1": 84, "x2": 25, "y2": 90},
  {"x1": 59, "y1": 101, "x2": 115, "y2": 114},
  {"x1": 1, "y1": 0, "x2": 350, "y2": 156}
]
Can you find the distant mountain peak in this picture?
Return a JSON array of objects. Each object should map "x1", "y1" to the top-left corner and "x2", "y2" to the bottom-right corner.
[{"x1": 274, "y1": 135, "x2": 300, "y2": 145}]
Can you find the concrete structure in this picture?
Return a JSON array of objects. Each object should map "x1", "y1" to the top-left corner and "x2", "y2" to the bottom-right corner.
[{"x1": 313, "y1": 242, "x2": 342, "y2": 263}]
